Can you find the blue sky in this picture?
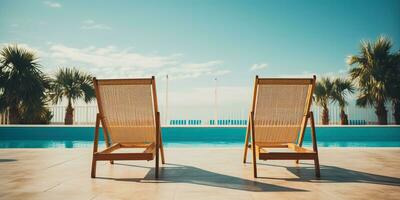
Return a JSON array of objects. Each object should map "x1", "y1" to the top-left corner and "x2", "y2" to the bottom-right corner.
[{"x1": 1, "y1": 0, "x2": 399, "y2": 120}]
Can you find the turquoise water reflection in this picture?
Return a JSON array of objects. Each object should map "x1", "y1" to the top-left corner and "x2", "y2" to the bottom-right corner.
[{"x1": 0, "y1": 126, "x2": 399, "y2": 148}]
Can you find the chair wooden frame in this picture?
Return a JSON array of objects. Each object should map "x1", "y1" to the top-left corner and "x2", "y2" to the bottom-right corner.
[
  {"x1": 243, "y1": 75, "x2": 320, "y2": 178},
  {"x1": 91, "y1": 76, "x2": 165, "y2": 179}
]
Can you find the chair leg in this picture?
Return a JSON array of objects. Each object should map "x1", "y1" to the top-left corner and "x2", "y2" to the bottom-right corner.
[
  {"x1": 155, "y1": 112, "x2": 161, "y2": 179},
  {"x1": 160, "y1": 134, "x2": 165, "y2": 164},
  {"x1": 91, "y1": 158, "x2": 97, "y2": 178},
  {"x1": 155, "y1": 134, "x2": 160, "y2": 179},
  {"x1": 314, "y1": 156, "x2": 320, "y2": 178},
  {"x1": 160, "y1": 145, "x2": 165, "y2": 164},
  {"x1": 91, "y1": 114, "x2": 100, "y2": 178},
  {"x1": 155, "y1": 147, "x2": 159, "y2": 179},
  {"x1": 252, "y1": 144, "x2": 257, "y2": 178},
  {"x1": 243, "y1": 143, "x2": 249, "y2": 163},
  {"x1": 243, "y1": 121, "x2": 250, "y2": 163},
  {"x1": 243, "y1": 142, "x2": 249, "y2": 163},
  {"x1": 100, "y1": 118, "x2": 113, "y2": 165},
  {"x1": 296, "y1": 115, "x2": 309, "y2": 165},
  {"x1": 309, "y1": 111, "x2": 320, "y2": 178},
  {"x1": 250, "y1": 112, "x2": 257, "y2": 178}
]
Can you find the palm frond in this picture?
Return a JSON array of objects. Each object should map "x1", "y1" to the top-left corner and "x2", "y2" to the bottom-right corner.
[
  {"x1": 332, "y1": 78, "x2": 355, "y2": 107},
  {"x1": 0, "y1": 45, "x2": 49, "y2": 124},
  {"x1": 314, "y1": 77, "x2": 334, "y2": 107},
  {"x1": 347, "y1": 36, "x2": 394, "y2": 109},
  {"x1": 50, "y1": 67, "x2": 95, "y2": 105}
]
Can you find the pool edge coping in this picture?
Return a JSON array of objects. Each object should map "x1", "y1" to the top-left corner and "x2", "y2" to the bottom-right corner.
[{"x1": 1, "y1": 125, "x2": 400, "y2": 128}]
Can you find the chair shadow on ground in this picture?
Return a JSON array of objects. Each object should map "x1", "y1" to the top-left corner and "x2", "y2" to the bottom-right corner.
[
  {"x1": 96, "y1": 163, "x2": 307, "y2": 192},
  {"x1": 256, "y1": 162, "x2": 400, "y2": 187},
  {"x1": 0, "y1": 159, "x2": 17, "y2": 162}
]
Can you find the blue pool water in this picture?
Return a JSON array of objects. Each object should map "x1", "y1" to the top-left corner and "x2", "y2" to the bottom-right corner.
[{"x1": 0, "y1": 126, "x2": 399, "y2": 148}]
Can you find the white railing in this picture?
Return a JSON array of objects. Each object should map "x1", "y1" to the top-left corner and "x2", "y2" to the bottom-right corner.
[
  {"x1": 48, "y1": 104, "x2": 396, "y2": 125},
  {"x1": 1, "y1": 104, "x2": 397, "y2": 125},
  {"x1": 311, "y1": 105, "x2": 396, "y2": 125},
  {"x1": 48, "y1": 106, "x2": 98, "y2": 125}
]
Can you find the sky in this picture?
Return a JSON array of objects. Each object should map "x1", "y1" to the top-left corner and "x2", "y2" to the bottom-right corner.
[{"x1": 1, "y1": 0, "x2": 399, "y2": 121}]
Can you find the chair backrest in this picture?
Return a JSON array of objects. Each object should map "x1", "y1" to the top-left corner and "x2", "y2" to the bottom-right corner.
[
  {"x1": 94, "y1": 77, "x2": 159, "y2": 144},
  {"x1": 251, "y1": 76, "x2": 315, "y2": 144}
]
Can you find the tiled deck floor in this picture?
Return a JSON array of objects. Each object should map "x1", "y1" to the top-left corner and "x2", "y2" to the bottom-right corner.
[{"x1": 0, "y1": 148, "x2": 399, "y2": 200}]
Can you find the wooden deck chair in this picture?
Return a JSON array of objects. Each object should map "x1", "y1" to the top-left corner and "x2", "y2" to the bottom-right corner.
[
  {"x1": 91, "y1": 76, "x2": 165, "y2": 179},
  {"x1": 243, "y1": 75, "x2": 320, "y2": 178}
]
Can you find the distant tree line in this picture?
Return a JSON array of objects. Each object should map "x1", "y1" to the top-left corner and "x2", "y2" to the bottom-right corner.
[{"x1": 0, "y1": 36, "x2": 399, "y2": 125}]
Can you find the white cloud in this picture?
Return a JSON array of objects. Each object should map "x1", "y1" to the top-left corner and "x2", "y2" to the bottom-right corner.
[
  {"x1": 162, "y1": 61, "x2": 230, "y2": 80},
  {"x1": 47, "y1": 44, "x2": 230, "y2": 79},
  {"x1": 43, "y1": 1, "x2": 62, "y2": 8},
  {"x1": 270, "y1": 69, "x2": 352, "y2": 81},
  {"x1": 0, "y1": 42, "x2": 230, "y2": 80},
  {"x1": 49, "y1": 45, "x2": 177, "y2": 69},
  {"x1": 81, "y1": 20, "x2": 111, "y2": 30},
  {"x1": 250, "y1": 63, "x2": 267, "y2": 71}
]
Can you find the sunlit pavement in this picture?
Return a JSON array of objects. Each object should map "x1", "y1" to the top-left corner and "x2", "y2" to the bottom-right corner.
[{"x1": 0, "y1": 148, "x2": 399, "y2": 200}]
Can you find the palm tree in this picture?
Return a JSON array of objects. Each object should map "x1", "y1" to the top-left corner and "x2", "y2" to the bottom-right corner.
[
  {"x1": 314, "y1": 77, "x2": 334, "y2": 125},
  {"x1": 332, "y1": 78, "x2": 355, "y2": 125},
  {"x1": 388, "y1": 50, "x2": 400, "y2": 124},
  {"x1": 0, "y1": 45, "x2": 52, "y2": 124},
  {"x1": 18, "y1": 94, "x2": 53, "y2": 124},
  {"x1": 50, "y1": 68, "x2": 95, "y2": 125},
  {"x1": 348, "y1": 36, "x2": 393, "y2": 125}
]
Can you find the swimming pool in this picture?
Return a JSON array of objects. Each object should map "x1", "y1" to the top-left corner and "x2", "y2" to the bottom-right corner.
[{"x1": 0, "y1": 125, "x2": 399, "y2": 148}]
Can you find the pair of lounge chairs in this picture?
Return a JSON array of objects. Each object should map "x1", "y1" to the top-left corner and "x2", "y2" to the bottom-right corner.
[{"x1": 91, "y1": 76, "x2": 320, "y2": 179}]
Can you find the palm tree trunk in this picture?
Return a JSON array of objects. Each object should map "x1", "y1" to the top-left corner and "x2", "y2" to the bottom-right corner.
[
  {"x1": 375, "y1": 101, "x2": 387, "y2": 125},
  {"x1": 339, "y1": 108, "x2": 348, "y2": 125},
  {"x1": 322, "y1": 106, "x2": 329, "y2": 125},
  {"x1": 393, "y1": 100, "x2": 400, "y2": 125},
  {"x1": 8, "y1": 106, "x2": 19, "y2": 124},
  {"x1": 64, "y1": 100, "x2": 74, "y2": 125}
]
